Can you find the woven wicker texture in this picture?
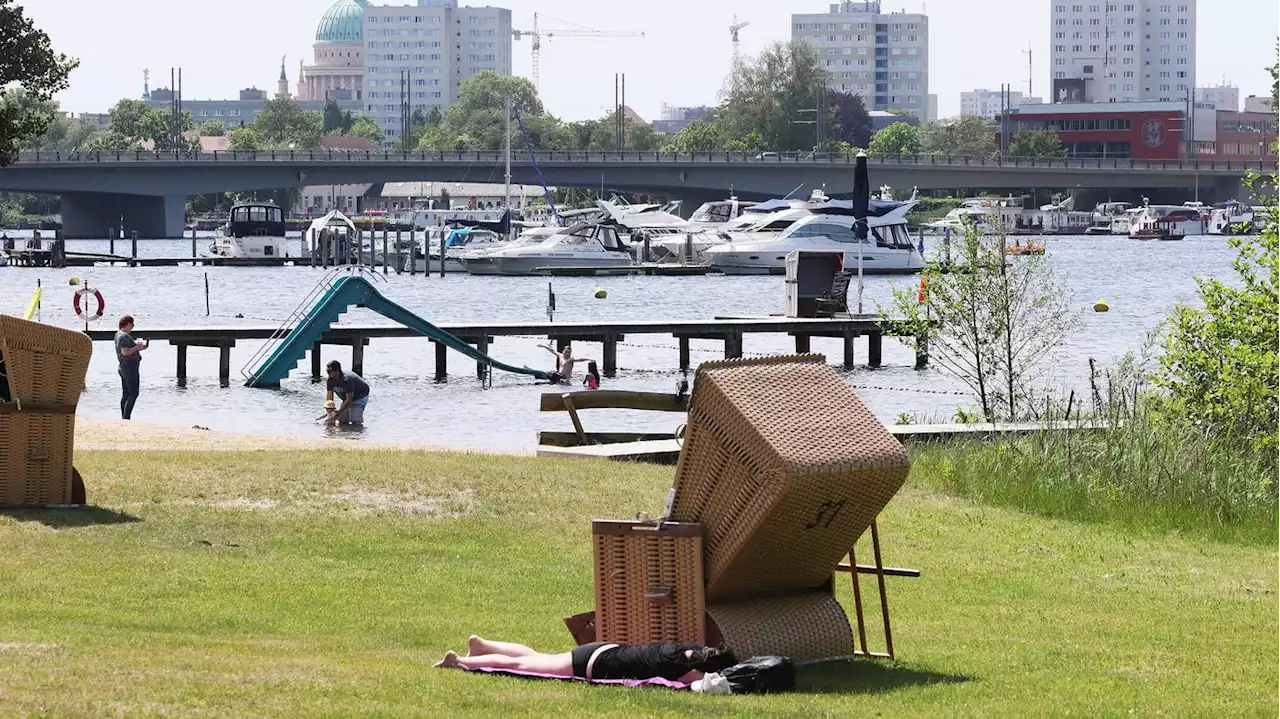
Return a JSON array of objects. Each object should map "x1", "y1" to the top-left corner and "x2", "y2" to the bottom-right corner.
[
  {"x1": 0, "y1": 315, "x2": 92, "y2": 506},
  {"x1": 669, "y1": 354, "x2": 910, "y2": 603},
  {"x1": 707, "y1": 592, "x2": 855, "y2": 662},
  {"x1": 593, "y1": 521, "x2": 705, "y2": 645}
]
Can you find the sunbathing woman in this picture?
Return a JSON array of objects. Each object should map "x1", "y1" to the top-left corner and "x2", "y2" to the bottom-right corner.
[{"x1": 435, "y1": 635, "x2": 737, "y2": 683}]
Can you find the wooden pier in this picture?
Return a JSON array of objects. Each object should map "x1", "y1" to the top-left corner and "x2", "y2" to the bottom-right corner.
[{"x1": 82, "y1": 316, "x2": 921, "y2": 385}]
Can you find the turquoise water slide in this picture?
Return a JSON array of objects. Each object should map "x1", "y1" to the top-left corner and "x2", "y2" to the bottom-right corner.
[{"x1": 244, "y1": 275, "x2": 550, "y2": 387}]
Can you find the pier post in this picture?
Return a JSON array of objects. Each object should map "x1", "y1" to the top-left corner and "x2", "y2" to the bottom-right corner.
[
  {"x1": 602, "y1": 334, "x2": 618, "y2": 378},
  {"x1": 408, "y1": 229, "x2": 416, "y2": 276},
  {"x1": 176, "y1": 344, "x2": 188, "y2": 386},
  {"x1": 867, "y1": 331, "x2": 883, "y2": 369},
  {"x1": 724, "y1": 332, "x2": 743, "y2": 359},
  {"x1": 395, "y1": 229, "x2": 403, "y2": 274},
  {"x1": 311, "y1": 341, "x2": 322, "y2": 381},
  {"x1": 438, "y1": 231, "x2": 446, "y2": 277},
  {"x1": 678, "y1": 336, "x2": 690, "y2": 371},
  {"x1": 351, "y1": 338, "x2": 366, "y2": 377},
  {"x1": 130, "y1": 230, "x2": 138, "y2": 266},
  {"x1": 794, "y1": 334, "x2": 811, "y2": 354},
  {"x1": 190, "y1": 228, "x2": 197, "y2": 258},
  {"x1": 382, "y1": 229, "x2": 389, "y2": 275},
  {"x1": 218, "y1": 342, "x2": 233, "y2": 387},
  {"x1": 435, "y1": 341, "x2": 448, "y2": 382},
  {"x1": 108, "y1": 227, "x2": 115, "y2": 256},
  {"x1": 842, "y1": 326, "x2": 855, "y2": 370},
  {"x1": 554, "y1": 336, "x2": 569, "y2": 352},
  {"x1": 475, "y1": 336, "x2": 489, "y2": 379}
]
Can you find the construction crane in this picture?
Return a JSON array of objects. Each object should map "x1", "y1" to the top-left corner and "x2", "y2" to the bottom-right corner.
[
  {"x1": 729, "y1": 15, "x2": 750, "y2": 69},
  {"x1": 513, "y1": 13, "x2": 645, "y2": 92}
]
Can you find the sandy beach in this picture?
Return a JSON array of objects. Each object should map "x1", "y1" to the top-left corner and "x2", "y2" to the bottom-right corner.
[{"x1": 73, "y1": 415, "x2": 495, "y2": 453}]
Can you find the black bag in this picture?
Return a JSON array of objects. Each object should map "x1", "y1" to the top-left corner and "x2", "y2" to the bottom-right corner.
[{"x1": 720, "y1": 655, "x2": 796, "y2": 694}]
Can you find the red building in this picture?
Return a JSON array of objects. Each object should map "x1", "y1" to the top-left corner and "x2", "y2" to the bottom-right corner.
[
  {"x1": 1008, "y1": 101, "x2": 1193, "y2": 159},
  {"x1": 1006, "y1": 101, "x2": 1277, "y2": 162}
]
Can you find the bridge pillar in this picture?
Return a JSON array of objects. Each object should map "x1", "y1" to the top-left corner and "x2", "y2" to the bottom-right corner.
[{"x1": 60, "y1": 192, "x2": 186, "y2": 239}]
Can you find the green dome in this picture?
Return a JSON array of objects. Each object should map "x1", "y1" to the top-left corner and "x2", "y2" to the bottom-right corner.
[{"x1": 316, "y1": 0, "x2": 367, "y2": 43}]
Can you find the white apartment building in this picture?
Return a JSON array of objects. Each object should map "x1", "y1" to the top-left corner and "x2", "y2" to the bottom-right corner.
[
  {"x1": 363, "y1": 0, "x2": 512, "y2": 146},
  {"x1": 1195, "y1": 83, "x2": 1239, "y2": 111},
  {"x1": 791, "y1": 1, "x2": 930, "y2": 120},
  {"x1": 960, "y1": 89, "x2": 1044, "y2": 118},
  {"x1": 1049, "y1": 0, "x2": 1196, "y2": 104}
]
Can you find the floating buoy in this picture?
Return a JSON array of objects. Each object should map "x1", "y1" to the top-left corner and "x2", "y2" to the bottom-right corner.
[
  {"x1": 68, "y1": 277, "x2": 80, "y2": 286},
  {"x1": 594, "y1": 288, "x2": 608, "y2": 299},
  {"x1": 1093, "y1": 298, "x2": 1109, "y2": 312}
]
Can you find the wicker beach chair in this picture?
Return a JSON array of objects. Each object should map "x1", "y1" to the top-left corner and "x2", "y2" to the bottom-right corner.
[
  {"x1": 589, "y1": 354, "x2": 912, "y2": 662},
  {"x1": 0, "y1": 315, "x2": 92, "y2": 506}
]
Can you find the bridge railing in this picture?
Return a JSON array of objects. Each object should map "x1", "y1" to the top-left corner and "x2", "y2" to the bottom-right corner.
[{"x1": 8, "y1": 149, "x2": 1272, "y2": 173}]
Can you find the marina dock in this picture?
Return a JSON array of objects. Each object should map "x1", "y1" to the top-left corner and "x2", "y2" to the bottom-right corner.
[{"x1": 83, "y1": 316, "x2": 920, "y2": 385}]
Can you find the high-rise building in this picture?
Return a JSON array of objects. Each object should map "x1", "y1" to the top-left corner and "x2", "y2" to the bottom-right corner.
[
  {"x1": 1195, "y1": 83, "x2": 1239, "y2": 111},
  {"x1": 960, "y1": 89, "x2": 1044, "y2": 118},
  {"x1": 362, "y1": 0, "x2": 512, "y2": 147},
  {"x1": 791, "y1": 1, "x2": 930, "y2": 121},
  {"x1": 1049, "y1": 0, "x2": 1196, "y2": 104}
]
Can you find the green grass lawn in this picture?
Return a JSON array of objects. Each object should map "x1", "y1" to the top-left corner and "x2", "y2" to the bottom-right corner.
[{"x1": 1, "y1": 449, "x2": 1275, "y2": 717}]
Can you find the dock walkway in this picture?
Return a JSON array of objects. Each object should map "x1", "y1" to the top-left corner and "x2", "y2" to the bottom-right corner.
[{"x1": 82, "y1": 315, "x2": 920, "y2": 385}]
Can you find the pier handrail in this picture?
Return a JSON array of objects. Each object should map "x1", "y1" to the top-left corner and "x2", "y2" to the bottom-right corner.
[{"x1": 238, "y1": 267, "x2": 385, "y2": 383}]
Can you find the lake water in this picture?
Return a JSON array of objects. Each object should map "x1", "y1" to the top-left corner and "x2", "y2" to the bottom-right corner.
[{"x1": 0, "y1": 232, "x2": 1233, "y2": 452}]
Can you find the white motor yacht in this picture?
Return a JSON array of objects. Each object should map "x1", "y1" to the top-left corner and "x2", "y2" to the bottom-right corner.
[
  {"x1": 1130, "y1": 204, "x2": 1204, "y2": 240},
  {"x1": 483, "y1": 223, "x2": 632, "y2": 276},
  {"x1": 704, "y1": 199, "x2": 924, "y2": 275},
  {"x1": 460, "y1": 226, "x2": 561, "y2": 275},
  {"x1": 209, "y1": 203, "x2": 290, "y2": 259},
  {"x1": 403, "y1": 227, "x2": 506, "y2": 273},
  {"x1": 1207, "y1": 201, "x2": 1263, "y2": 235}
]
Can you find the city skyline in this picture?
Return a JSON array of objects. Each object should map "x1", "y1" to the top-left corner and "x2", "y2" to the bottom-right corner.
[{"x1": 26, "y1": 0, "x2": 1280, "y2": 124}]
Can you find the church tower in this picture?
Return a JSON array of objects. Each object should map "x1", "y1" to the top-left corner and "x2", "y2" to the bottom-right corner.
[{"x1": 277, "y1": 56, "x2": 290, "y2": 97}]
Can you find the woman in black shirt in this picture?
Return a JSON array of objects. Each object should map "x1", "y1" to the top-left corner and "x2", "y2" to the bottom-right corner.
[{"x1": 435, "y1": 635, "x2": 736, "y2": 683}]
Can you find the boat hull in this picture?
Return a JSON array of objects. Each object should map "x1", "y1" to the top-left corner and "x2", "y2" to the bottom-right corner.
[
  {"x1": 488, "y1": 253, "x2": 633, "y2": 276},
  {"x1": 209, "y1": 236, "x2": 290, "y2": 259}
]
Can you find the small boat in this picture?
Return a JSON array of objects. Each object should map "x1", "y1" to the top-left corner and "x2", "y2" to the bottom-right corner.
[
  {"x1": 209, "y1": 203, "x2": 290, "y2": 259},
  {"x1": 482, "y1": 222, "x2": 633, "y2": 276},
  {"x1": 1004, "y1": 242, "x2": 1045, "y2": 256},
  {"x1": 1129, "y1": 204, "x2": 1201, "y2": 240},
  {"x1": 1207, "y1": 201, "x2": 1263, "y2": 236}
]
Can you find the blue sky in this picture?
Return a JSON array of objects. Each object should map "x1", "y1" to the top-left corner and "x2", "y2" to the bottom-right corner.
[{"x1": 27, "y1": 0, "x2": 1279, "y2": 121}]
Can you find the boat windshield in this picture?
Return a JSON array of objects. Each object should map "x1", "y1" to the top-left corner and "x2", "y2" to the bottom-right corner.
[
  {"x1": 232, "y1": 206, "x2": 283, "y2": 223},
  {"x1": 690, "y1": 202, "x2": 734, "y2": 224}
]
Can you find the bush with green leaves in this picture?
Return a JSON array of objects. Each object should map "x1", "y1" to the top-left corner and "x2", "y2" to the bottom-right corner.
[{"x1": 1155, "y1": 172, "x2": 1278, "y2": 453}]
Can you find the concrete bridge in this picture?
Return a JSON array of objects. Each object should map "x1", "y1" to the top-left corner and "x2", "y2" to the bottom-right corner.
[{"x1": 0, "y1": 149, "x2": 1264, "y2": 237}]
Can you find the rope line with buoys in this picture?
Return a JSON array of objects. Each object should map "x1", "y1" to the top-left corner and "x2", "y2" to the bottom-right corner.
[{"x1": 73, "y1": 286, "x2": 105, "y2": 321}]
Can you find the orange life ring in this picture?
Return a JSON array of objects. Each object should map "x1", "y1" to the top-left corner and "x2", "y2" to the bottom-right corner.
[{"x1": 73, "y1": 287, "x2": 105, "y2": 321}]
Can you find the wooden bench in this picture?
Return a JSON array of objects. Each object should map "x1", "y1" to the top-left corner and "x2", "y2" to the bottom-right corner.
[{"x1": 536, "y1": 390, "x2": 689, "y2": 464}]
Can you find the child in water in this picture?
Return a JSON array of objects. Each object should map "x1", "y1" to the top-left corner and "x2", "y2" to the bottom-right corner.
[
  {"x1": 315, "y1": 399, "x2": 338, "y2": 426},
  {"x1": 583, "y1": 361, "x2": 601, "y2": 389}
]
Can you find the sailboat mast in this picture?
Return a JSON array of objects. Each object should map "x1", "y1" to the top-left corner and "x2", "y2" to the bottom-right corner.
[{"x1": 504, "y1": 98, "x2": 513, "y2": 238}]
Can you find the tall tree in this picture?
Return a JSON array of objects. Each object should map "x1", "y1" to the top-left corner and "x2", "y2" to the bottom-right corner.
[
  {"x1": 417, "y1": 72, "x2": 572, "y2": 152},
  {"x1": 348, "y1": 115, "x2": 383, "y2": 144},
  {"x1": 0, "y1": 0, "x2": 79, "y2": 165},
  {"x1": 718, "y1": 40, "x2": 832, "y2": 151},
  {"x1": 829, "y1": 90, "x2": 874, "y2": 148},
  {"x1": 1007, "y1": 130, "x2": 1067, "y2": 158},
  {"x1": 199, "y1": 119, "x2": 226, "y2": 137},
  {"x1": 254, "y1": 96, "x2": 323, "y2": 149},
  {"x1": 661, "y1": 121, "x2": 725, "y2": 153},
  {"x1": 867, "y1": 121, "x2": 921, "y2": 155},
  {"x1": 920, "y1": 116, "x2": 998, "y2": 157}
]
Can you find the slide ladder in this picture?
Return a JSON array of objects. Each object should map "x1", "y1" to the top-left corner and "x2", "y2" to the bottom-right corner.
[{"x1": 243, "y1": 274, "x2": 550, "y2": 387}]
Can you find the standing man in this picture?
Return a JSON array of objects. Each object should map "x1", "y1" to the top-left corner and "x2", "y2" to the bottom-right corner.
[
  {"x1": 324, "y1": 360, "x2": 369, "y2": 425},
  {"x1": 114, "y1": 315, "x2": 148, "y2": 420}
]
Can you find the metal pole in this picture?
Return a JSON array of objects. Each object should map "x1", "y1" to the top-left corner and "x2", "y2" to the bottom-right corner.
[
  {"x1": 204, "y1": 272, "x2": 210, "y2": 316},
  {"x1": 504, "y1": 97, "x2": 512, "y2": 235},
  {"x1": 382, "y1": 228, "x2": 388, "y2": 274},
  {"x1": 438, "y1": 229, "x2": 446, "y2": 277}
]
